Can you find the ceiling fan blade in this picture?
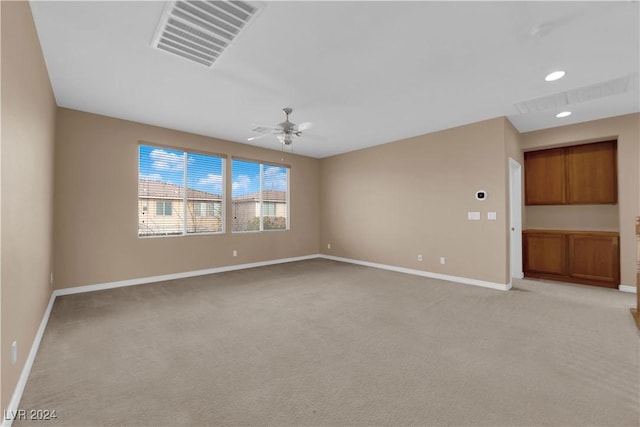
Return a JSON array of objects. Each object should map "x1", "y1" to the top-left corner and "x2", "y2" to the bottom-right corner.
[
  {"x1": 250, "y1": 125, "x2": 278, "y2": 134},
  {"x1": 297, "y1": 121, "x2": 312, "y2": 131},
  {"x1": 247, "y1": 133, "x2": 271, "y2": 142}
]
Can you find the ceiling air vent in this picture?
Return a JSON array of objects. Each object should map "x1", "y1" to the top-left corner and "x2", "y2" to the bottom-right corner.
[
  {"x1": 152, "y1": 1, "x2": 261, "y2": 67},
  {"x1": 514, "y1": 74, "x2": 634, "y2": 114}
]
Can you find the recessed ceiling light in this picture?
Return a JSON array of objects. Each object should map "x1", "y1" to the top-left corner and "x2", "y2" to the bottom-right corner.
[
  {"x1": 556, "y1": 111, "x2": 572, "y2": 118},
  {"x1": 545, "y1": 71, "x2": 566, "y2": 82}
]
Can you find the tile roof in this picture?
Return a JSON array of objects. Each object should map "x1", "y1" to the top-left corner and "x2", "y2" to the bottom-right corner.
[
  {"x1": 232, "y1": 190, "x2": 287, "y2": 202},
  {"x1": 139, "y1": 179, "x2": 221, "y2": 201}
]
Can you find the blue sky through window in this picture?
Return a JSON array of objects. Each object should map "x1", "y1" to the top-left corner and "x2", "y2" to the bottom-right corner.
[
  {"x1": 139, "y1": 146, "x2": 287, "y2": 197},
  {"x1": 232, "y1": 159, "x2": 287, "y2": 196},
  {"x1": 231, "y1": 159, "x2": 260, "y2": 196},
  {"x1": 139, "y1": 145, "x2": 223, "y2": 195}
]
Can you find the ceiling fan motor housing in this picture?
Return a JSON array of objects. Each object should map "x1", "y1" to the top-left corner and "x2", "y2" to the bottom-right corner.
[{"x1": 278, "y1": 107, "x2": 295, "y2": 133}]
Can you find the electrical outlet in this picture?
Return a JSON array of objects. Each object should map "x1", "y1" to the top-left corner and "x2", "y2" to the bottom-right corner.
[
  {"x1": 232, "y1": 250, "x2": 237, "y2": 257},
  {"x1": 417, "y1": 254, "x2": 423, "y2": 262},
  {"x1": 11, "y1": 341, "x2": 17, "y2": 364},
  {"x1": 440, "y1": 257, "x2": 446, "y2": 265},
  {"x1": 327, "y1": 243, "x2": 331, "y2": 249}
]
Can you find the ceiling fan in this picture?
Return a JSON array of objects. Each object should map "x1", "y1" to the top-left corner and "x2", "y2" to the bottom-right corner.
[{"x1": 248, "y1": 107, "x2": 312, "y2": 146}]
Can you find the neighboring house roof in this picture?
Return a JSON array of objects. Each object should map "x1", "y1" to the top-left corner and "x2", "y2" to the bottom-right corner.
[
  {"x1": 232, "y1": 190, "x2": 286, "y2": 203},
  {"x1": 139, "y1": 179, "x2": 221, "y2": 201}
]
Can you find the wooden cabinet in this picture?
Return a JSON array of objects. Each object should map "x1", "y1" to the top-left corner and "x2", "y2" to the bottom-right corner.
[
  {"x1": 568, "y1": 234, "x2": 619, "y2": 284},
  {"x1": 523, "y1": 230, "x2": 619, "y2": 288},
  {"x1": 524, "y1": 148, "x2": 566, "y2": 205},
  {"x1": 524, "y1": 140, "x2": 617, "y2": 205},
  {"x1": 566, "y1": 141, "x2": 617, "y2": 204},
  {"x1": 523, "y1": 232, "x2": 566, "y2": 276}
]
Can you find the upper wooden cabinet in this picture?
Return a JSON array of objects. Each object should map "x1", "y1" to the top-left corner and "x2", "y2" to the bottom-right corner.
[
  {"x1": 566, "y1": 141, "x2": 617, "y2": 204},
  {"x1": 524, "y1": 148, "x2": 566, "y2": 205},
  {"x1": 524, "y1": 140, "x2": 617, "y2": 205}
]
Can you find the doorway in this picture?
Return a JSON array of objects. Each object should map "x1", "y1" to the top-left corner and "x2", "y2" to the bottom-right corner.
[{"x1": 509, "y1": 158, "x2": 523, "y2": 280}]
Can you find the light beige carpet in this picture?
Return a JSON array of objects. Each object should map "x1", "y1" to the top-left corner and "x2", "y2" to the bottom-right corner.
[{"x1": 14, "y1": 259, "x2": 640, "y2": 426}]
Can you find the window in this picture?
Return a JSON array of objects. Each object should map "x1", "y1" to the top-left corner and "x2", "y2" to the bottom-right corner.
[
  {"x1": 231, "y1": 159, "x2": 289, "y2": 232},
  {"x1": 194, "y1": 201, "x2": 220, "y2": 217},
  {"x1": 138, "y1": 145, "x2": 224, "y2": 237},
  {"x1": 155, "y1": 200, "x2": 172, "y2": 216},
  {"x1": 263, "y1": 202, "x2": 276, "y2": 216}
]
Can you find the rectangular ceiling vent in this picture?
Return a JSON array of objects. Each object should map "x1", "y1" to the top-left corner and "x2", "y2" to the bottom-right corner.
[
  {"x1": 152, "y1": 1, "x2": 261, "y2": 68},
  {"x1": 514, "y1": 74, "x2": 633, "y2": 114}
]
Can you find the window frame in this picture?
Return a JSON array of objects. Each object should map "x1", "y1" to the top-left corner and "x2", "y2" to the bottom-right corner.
[
  {"x1": 231, "y1": 158, "x2": 290, "y2": 233},
  {"x1": 138, "y1": 143, "x2": 226, "y2": 238}
]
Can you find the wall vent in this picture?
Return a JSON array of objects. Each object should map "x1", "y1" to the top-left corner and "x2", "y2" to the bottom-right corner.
[
  {"x1": 152, "y1": 1, "x2": 261, "y2": 67},
  {"x1": 514, "y1": 74, "x2": 633, "y2": 114}
]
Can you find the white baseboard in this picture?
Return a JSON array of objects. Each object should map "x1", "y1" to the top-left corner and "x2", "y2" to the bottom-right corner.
[
  {"x1": 319, "y1": 254, "x2": 511, "y2": 291},
  {"x1": 2, "y1": 293, "x2": 57, "y2": 427},
  {"x1": 619, "y1": 285, "x2": 637, "y2": 294},
  {"x1": 54, "y1": 254, "x2": 320, "y2": 296}
]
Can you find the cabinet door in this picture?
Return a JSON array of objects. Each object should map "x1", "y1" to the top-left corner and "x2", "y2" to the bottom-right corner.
[
  {"x1": 566, "y1": 140, "x2": 617, "y2": 204},
  {"x1": 524, "y1": 148, "x2": 566, "y2": 205},
  {"x1": 568, "y1": 234, "x2": 619, "y2": 285},
  {"x1": 523, "y1": 233, "x2": 566, "y2": 276}
]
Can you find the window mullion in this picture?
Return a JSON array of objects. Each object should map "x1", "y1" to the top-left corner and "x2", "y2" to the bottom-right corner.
[
  {"x1": 221, "y1": 159, "x2": 226, "y2": 233},
  {"x1": 183, "y1": 152, "x2": 188, "y2": 235},
  {"x1": 259, "y1": 163, "x2": 264, "y2": 231}
]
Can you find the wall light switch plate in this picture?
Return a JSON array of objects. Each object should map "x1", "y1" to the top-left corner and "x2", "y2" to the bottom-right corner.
[
  {"x1": 488, "y1": 212, "x2": 497, "y2": 220},
  {"x1": 468, "y1": 211, "x2": 481, "y2": 220}
]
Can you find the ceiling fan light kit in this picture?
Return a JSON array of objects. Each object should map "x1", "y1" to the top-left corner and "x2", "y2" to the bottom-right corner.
[{"x1": 277, "y1": 134, "x2": 294, "y2": 146}]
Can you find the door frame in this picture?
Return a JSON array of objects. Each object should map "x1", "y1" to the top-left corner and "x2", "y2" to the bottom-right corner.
[{"x1": 509, "y1": 158, "x2": 524, "y2": 280}]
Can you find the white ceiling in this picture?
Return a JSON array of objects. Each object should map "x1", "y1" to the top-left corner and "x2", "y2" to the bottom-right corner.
[{"x1": 30, "y1": 1, "x2": 639, "y2": 158}]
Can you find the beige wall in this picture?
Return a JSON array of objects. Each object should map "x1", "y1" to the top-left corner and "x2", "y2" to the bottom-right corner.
[
  {"x1": 520, "y1": 113, "x2": 640, "y2": 288},
  {"x1": 525, "y1": 205, "x2": 619, "y2": 232},
  {"x1": 54, "y1": 108, "x2": 320, "y2": 289},
  {"x1": 320, "y1": 117, "x2": 511, "y2": 285},
  {"x1": 1, "y1": 1, "x2": 57, "y2": 413}
]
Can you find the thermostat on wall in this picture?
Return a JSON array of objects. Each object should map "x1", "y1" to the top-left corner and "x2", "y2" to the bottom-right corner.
[{"x1": 475, "y1": 190, "x2": 487, "y2": 201}]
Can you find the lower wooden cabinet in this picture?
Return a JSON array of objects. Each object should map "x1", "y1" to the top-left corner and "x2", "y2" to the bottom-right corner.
[
  {"x1": 523, "y1": 232, "x2": 567, "y2": 276},
  {"x1": 523, "y1": 230, "x2": 620, "y2": 288}
]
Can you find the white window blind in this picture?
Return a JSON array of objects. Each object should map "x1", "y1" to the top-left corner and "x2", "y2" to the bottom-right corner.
[
  {"x1": 138, "y1": 145, "x2": 224, "y2": 237},
  {"x1": 232, "y1": 159, "x2": 289, "y2": 232},
  {"x1": 186, "y1": 151, "x2": 224, "y2": 234}
]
